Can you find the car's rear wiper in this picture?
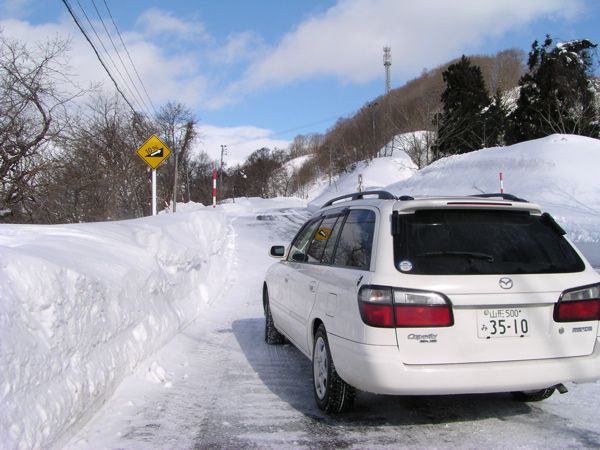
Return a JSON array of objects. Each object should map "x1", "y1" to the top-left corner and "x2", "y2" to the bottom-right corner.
[{"x1": 416, "y1": 251, "x2": 495, "y2": 262}]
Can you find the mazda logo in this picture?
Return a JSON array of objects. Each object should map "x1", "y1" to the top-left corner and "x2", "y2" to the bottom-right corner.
[{"x1": 499, "y1": 278, "x2": 513, "y2": 289}]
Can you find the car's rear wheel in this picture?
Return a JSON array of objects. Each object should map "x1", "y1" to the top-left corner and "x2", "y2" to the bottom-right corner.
[
  {"x1": 312, "y1": 324, "x2": 355, "y2": 413},
  {"x1": 511, "y1": 387, "x2": 556, "y2": 402},
  {"x1": 264, "y1": 287, "x2": 285, "y2": 345}
]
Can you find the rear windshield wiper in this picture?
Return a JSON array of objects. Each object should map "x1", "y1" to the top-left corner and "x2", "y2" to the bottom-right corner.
[{"x1": 416, "y1": 251, "x2": 495, "y2": 262}]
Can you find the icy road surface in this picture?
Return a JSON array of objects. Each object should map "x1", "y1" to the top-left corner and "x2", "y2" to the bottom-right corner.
[{"x1": 68, "y1": 206, "x2": 600, "y2": 449}]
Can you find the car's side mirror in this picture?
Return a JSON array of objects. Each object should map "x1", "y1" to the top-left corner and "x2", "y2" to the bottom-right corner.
[{"x1": 269, "y1": 245, "x2": 286, "y2": 258}]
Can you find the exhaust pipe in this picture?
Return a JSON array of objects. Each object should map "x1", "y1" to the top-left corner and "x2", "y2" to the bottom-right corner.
[{"x1": 555, "y1": 383, "x2": 568, "y2": 394}]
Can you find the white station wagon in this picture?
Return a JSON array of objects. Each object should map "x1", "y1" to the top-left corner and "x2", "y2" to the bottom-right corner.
[{"x1": 263, "y1": 191, "x2": 600, "y2": 412}]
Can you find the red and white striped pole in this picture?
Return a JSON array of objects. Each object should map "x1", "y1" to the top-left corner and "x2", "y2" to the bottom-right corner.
[
  {"x1": 212, "y1": 167, "x2": 217, "y2": 208},
  {"x1": 499, "y1": 172, "x2": 504, "y2": 194}
]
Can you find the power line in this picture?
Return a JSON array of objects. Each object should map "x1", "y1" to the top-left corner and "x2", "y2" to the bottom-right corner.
[
  {"x1": 75, "y1": 0, "x2": 148, "y2": 115},
  {"x1": 103, "y1": 0, "x2": 157, "y2": 117},
  {"x1": 91, "y1": 0, "x2": 154, "y2": 116},
  {"x1": 61, "y1": 0, "x2": 138, "y2": 115}
]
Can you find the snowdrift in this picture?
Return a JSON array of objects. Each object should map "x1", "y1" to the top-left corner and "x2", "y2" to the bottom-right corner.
[
  {"x1": 0, "y1": 209, "x2": 231, "y2": 448},
  {"x1": 308, "y1": 151, "x2": 417, "y2": 210},
  {"x1": 386, "y1": 134, "x2": 600, "y2": 265}
]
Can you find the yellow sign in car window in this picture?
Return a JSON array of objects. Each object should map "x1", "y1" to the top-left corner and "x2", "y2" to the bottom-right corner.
[{"x1": 314, "y1": 227, "x2": 332, "y2": 241}]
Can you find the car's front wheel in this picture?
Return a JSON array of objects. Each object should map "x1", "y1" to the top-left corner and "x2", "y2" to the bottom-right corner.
[
  {"x1": 511, "y1": 387, "x2": 555, "y2": 402},
  {"x1": 312, "y1": 324, "x2": 355, "y2": 413},
  {"x1": 264, "y1": 287, "x2": 285, "y2": 345}
]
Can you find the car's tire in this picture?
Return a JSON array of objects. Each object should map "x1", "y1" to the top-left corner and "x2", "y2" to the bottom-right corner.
[
  {"x1": 511, "y1": 387, "x2": 556, "y2": 402},
  {"x1": 264, "y1": 288, "x2": 285, "y2": 345},
  {"x1": 312, "y1": 324, "x2": 355, "y2": 413}
]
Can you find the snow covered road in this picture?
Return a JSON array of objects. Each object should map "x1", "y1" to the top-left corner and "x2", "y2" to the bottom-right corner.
[{"x1": 66, "y1": 202, "x2": 600, "y2": 449}]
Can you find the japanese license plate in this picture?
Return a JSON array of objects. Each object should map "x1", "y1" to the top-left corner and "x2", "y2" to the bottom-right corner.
[{"x1": 477, "y1": 307, "x2": 530, "y2": 339}]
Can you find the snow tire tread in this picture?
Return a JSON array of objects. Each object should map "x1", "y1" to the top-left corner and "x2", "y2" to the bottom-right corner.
[
  {"x1": 313, "y1": 325, "x2": 355, "y2": 413},
  {"x1": 264, "y1": 288, "x2": 285, "y2": 345}
]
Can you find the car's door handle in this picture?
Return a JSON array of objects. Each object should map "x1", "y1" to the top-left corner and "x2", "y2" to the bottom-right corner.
[{"x1": 309, "y1": 281, "x2": 317, "y2": 293}]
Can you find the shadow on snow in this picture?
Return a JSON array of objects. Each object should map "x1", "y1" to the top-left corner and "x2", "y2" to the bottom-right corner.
[{"x1": 232, "y1": 317, "x2": 532, "y2": 428}]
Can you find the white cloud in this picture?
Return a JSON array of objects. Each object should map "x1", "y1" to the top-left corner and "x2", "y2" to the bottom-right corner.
[
  {"x1": 242, "y1": 0, "x2": 584, "y2": 89},
  {"x1": 195, "y1": 125, "x2": 290, "y2": 166},
  {"x1": 0, "y1": 14, "x2": 214, "y2": 114},
  {"x1": 135, "y1": 8, "x2": 210, "y2": 42},
  {"x1": 209, "y1": 31, "x2": 266, "y2": 65}
]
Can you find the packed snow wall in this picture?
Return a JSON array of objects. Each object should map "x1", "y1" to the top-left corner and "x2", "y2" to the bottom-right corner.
[{"x1": 0, "y1": 209, "x2": 231, "y2": 449}]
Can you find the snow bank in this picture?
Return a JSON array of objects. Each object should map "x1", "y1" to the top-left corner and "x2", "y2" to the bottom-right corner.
[
  {"x1": 385, "y1": 134, "x2": 600, "y2": 265},
  {"x1": 0, "y1": 209, "x2": 231, "y2": 449},
  {"x1": 308, "y1": 152, "x2": 417, "y2": 210}
]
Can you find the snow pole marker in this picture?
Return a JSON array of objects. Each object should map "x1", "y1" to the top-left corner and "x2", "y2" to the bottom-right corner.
[
  {"x1": 212, "y1": 168, "x2": 217, "y2": 208},
  {"x1": 499, "y1": 172, "x2": 504, "y2": 194}
]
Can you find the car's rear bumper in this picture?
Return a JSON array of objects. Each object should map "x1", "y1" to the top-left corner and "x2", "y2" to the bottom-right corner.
[{"x1": 329, "y1": 334, "x2": 600, "y2": 395}]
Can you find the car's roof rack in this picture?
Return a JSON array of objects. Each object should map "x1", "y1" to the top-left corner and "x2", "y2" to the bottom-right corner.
[
  {"x1": 322, "y1": 190, "x2": 398, "y2": 207},
  {"x1": 471, "y1": 193, "x2": 528, "y2": 203}
]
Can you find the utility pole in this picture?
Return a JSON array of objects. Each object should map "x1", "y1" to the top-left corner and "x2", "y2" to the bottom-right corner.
[{"x1": 220, "y1": 144, "x2": 227, "y2": 198}]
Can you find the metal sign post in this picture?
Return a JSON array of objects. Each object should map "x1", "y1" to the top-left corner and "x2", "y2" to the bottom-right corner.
[
  {"x1": 152, "y1": 169, "x2": 157, "y2": 215},
  {"x1": 136, "y1": 134, "x2": 172, "y2": 216}
]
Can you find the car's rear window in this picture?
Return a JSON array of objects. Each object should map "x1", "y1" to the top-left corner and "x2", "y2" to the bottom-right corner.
[{"x1": 394, "y1": 209, "x2": 584, "y2": 275}]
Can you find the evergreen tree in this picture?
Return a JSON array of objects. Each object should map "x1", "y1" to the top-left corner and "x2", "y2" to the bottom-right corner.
[
  {"x1": 483, "y1": 90, "x2": 510, "y2": 147},
  {"x1": 433, "y1": 55, "x2": 491, "y2": 158},
  {"x1": 506, "y1": 36, "x2": 598, "y2": 144}
]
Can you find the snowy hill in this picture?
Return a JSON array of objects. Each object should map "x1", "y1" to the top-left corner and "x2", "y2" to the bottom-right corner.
[
  {"x1": 308, "y1": 151, "x2": 417, "y2": 210},
  {"x1": 386, "y1": 134, "x2": 600, "y2": 265}
]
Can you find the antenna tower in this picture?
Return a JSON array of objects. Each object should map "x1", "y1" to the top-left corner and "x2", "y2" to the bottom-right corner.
[{"x1": 383, "y1": 46, "x2": 392, "y2": 94}]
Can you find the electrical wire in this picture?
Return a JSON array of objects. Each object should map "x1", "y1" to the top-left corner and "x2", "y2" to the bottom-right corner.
[
  {"x1": 91, "y1": 0, "x2": 153, "y2": 116},
  {"x1": 75, "y1": 0, "x2": 148, "y2": 115},
  {"x1": 61, "y1": 0, "x2": 138, "y2": 115},
  {"x1": 102, "y1": 0, "x2": 157, "y2": 117}
]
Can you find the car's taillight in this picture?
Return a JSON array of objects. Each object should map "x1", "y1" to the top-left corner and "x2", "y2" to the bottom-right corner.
[
  {"x1": 358, "y1": 286, "x2": 394, "y2": 327},
  {"x1": 393, "y1": 290, "x2": 454, "y2": 327},
  {"x1": 358, "y1": 286, "x2": 453, "y2": 328},
  {"x1": 554, "y1": 283, "x2": 600, "y2": 322}
]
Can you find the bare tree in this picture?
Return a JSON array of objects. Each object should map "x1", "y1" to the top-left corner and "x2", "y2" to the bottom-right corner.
[
  {"x1": 35, "y1": 94, "x2": 152, "y2": 223},
  {"x1": 0, "y1": 33, "x2": 82, "y2": 222},
  {"x1": 155, "y1": 102, "x2": 196, "y2": 211}
]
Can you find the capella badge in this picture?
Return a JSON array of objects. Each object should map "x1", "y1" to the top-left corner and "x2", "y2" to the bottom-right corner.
[
  {"x1": 499, "y1": 277, "x2": 513, "y2": 290},
  {"x1": 408, "y1": 333, "x2": 438, "y2": 343}
]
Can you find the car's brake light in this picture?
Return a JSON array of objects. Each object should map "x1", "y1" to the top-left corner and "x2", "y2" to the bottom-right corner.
[
  {"x1": 358, "y1": 286, "x2": 453, "y2": 328},
  {"x1": 358, "y1": 286, "x2": 394, "y2": 327},
  {"x1": 554, "y1": 284, "x2": 600, "y2": 322}
]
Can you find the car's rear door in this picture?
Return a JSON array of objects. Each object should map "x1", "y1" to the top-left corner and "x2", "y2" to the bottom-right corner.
[{"x1": 392, "y1": 207, "x2": 598, "y2": 365}]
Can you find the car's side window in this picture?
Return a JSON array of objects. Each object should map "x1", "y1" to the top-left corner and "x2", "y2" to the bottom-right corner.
[
  {"x1": 306, "y1": 214, "x2": 342, "y2": 263},
  {"x1": 333, "y1": 209, "x2": 376, "y2": 269},
  {"x1": 288, "y1": 219, "x2": 322, "y2": 262},
  {"x1": 320, "y1": 214, "x2": 345, "y2": 264}
]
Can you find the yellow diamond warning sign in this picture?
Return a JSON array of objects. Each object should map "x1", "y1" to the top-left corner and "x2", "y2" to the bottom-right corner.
[{"x1": 136, "y1": 134, "x2": 172, "y2": 169}]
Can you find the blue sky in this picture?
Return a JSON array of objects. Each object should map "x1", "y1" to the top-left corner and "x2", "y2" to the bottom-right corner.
[{"x1": 1, "y1": 0, "x2": 599, "y2": 164}]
